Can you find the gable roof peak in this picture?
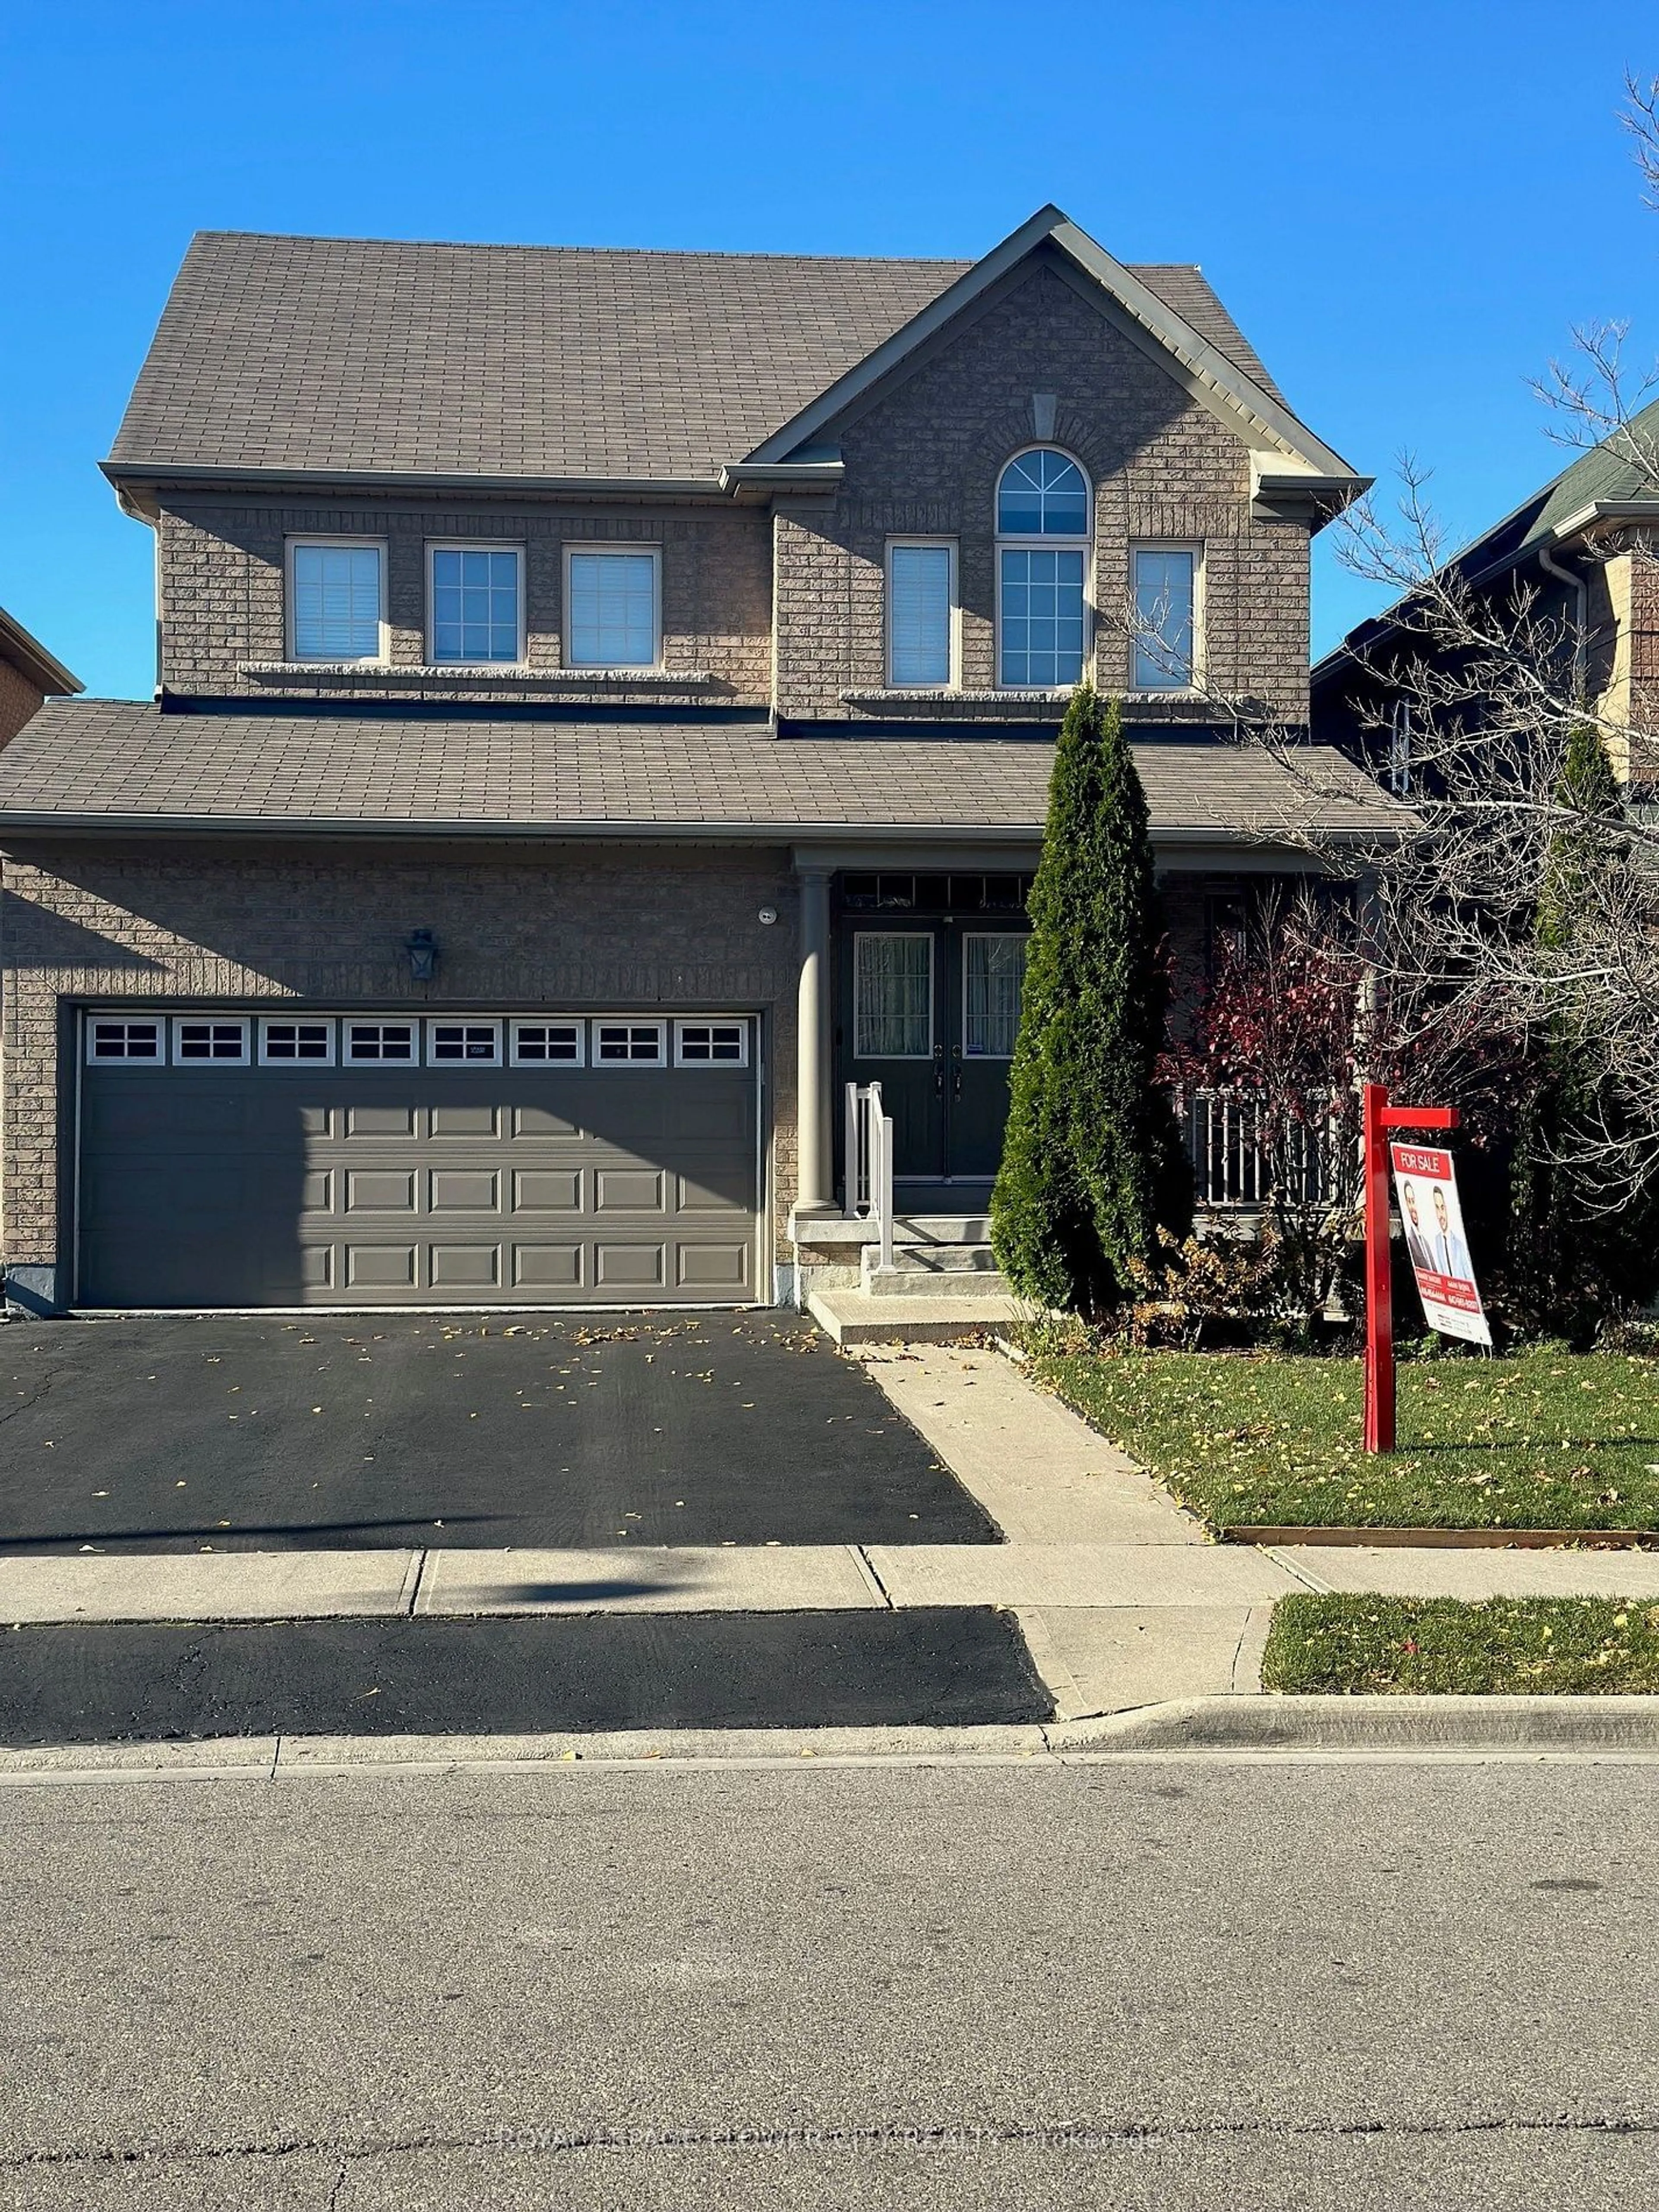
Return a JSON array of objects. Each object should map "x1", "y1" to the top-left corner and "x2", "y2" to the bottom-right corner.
[{"x1": 739, "y1": 206, "x2": 1364, "y2": 505}]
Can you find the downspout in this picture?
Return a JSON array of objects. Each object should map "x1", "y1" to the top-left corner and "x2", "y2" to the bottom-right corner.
[{"x1": 1537, "y1": 537, "x2": 1587, "y2": 703}]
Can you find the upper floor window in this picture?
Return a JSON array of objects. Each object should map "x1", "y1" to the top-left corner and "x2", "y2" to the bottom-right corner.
[
  {"x1": 289, "y1": 539, "x2": 385, "y2": 662},
  {"x1": 1131, "y1": 543, "x2": 1200, "y2": 691},
  {"x1": 1388, "y1": 699, "x2": 1412, "y2": 797},
  {"x1": 566, "y1": 548, "x2": 660, "y2": 668},
  {"x1": 887, "y1": 540, "x2": 956, "y2": 688},
  {"x1": 429, "y1": 546, "x2": 523, "y2": 664},
  {"x1": 996, "y1": 449, "x2": 1090, "y2": 688}
]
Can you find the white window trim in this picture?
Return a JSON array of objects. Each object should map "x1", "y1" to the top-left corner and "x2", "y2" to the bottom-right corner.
[
  {"x1": 995, "y1": 447, "x2": 1093, "y2": 692},
  {"x1": 673, "y1": 1017, "x2": 751, "y2": 1069},
  {"x1": 286, "y1": 535, "x2": 389, "y2": 664},
  {"x1": 1128, "y1": 540, "x2": 1205, "y2": 694},
  {"x1": 562, "y1": 545, "x2": 663, "y2": 671},
  {"x1": 170, "y1": 1015, "x2": 252, "y2": 1068},
  {"x1": 590, "y1": 1015, "x2": 668, "y2": 1067},
  {"x1": 343, "y1": 1018, "x2": 420, "y2": 1068},
  {"x1": 960, "y1": 933, "x2": 1029, "y2": 1062},
  {"x1": 885, "y1": 537, "x2": 959, "y2": 690},
  {"x1": 852, "y1": 931, "x2": 934, "y2": 1060},
  {"x1": 257, "y1": 1016, "x2": 338, "y2": 1067},
  {"x1": 85, "y1": 1016, "x2": 167, "y2": 1066},
  {"x1": 425, "y1": 542, "x2": 528, "y2": 667},
  {"x1": 423, "y1": 1016, "x2": 505, "y2": 1066},
  {"x1": 509, "y1": 1017, "x2": 588, "y2": 1068}
]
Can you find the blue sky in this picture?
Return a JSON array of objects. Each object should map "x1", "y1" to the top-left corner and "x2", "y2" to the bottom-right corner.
[{"x1": 1, "y1": 0, "x2": 1652, "y2": 698}]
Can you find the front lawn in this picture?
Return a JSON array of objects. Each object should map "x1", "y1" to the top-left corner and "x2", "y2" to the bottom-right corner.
[
  {"x1": 1035, "y1": 1346, "x2": 1659, "y2": 1532},
  {"x1": 1263, "y1": 1592, "x2": 1659, "y2": 1694}
]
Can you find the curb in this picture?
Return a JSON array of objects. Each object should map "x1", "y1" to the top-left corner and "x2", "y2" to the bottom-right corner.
[
  {"x1": 5, "y1": 1695, "x2": 1659, "y2": 1780},
  {"x1": 1047, "y1": 1692, "x2": 1659, "y2": 1754},
  {"x1": 1228, "y1": 1525, "x2": 1659, "y2": 1550}
]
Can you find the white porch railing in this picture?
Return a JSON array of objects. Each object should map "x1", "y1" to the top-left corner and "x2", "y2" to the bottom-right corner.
[
  {"x1": 844, "y1": 1080, "x2": 895, "y2": 1273},
  {"x1": 1180, "y1": 1087, "x2": 1337, "y2": 1211}
]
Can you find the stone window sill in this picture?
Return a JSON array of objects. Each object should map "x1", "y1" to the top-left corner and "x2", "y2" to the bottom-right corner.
[
  {"x1": 241, "y1": 661, "x2": 718, "y2": 691},
  {"x1": 840, "y1": 687, "x2": 1074, "y2": 712}
]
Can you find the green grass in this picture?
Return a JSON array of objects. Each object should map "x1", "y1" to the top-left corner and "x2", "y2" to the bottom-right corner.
[
  {"x1": 1263, "y1": 1592, "x2": 1659, "y2": 1694},
  {"x1": 1035, "y1": 1346, "x2": 1659, "y2": 1532}
]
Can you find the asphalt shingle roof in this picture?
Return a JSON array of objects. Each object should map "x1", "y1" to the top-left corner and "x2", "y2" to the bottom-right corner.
[
  {"x1": 108, "y1": 231, "x2": 1286, "y2": 483},
  {"x1": 0, "y1": 701, "x2": 1405, "y2": 842}
]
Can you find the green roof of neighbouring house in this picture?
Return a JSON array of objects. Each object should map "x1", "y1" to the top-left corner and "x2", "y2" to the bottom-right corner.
[{"x1": 1314, "y1": 395, "x2": 1659, "y2": 686}]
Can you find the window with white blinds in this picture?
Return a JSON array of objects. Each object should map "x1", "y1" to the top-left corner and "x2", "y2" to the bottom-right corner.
[
  {"x1": 289, "y1": 541, "x2": 385, "y2": 661},
  {"x1": 887, "y1": 540, "x2": 955, "y2": 687}
]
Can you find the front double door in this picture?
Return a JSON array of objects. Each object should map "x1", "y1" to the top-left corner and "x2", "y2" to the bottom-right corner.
[{"x1": 842, "y1": 922, "x2": 1030, "y2": 1201}]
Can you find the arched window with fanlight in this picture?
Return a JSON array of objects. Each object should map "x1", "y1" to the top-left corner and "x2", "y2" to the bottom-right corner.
[{"x1": 995, "y1": 448, "x2": 1090, "y2": 688}]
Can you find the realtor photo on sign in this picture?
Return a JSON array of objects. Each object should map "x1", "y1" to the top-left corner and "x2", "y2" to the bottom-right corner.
[{"x1": 1391, "y1": 1144, "x2": 1492, "y2": 1347}]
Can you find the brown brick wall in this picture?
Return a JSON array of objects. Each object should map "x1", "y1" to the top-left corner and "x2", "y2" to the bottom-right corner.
[
  {"x1": 1, "y1": 843, "x2": 800, "y2": 1289},
  {"x1": 157, "y1": 500, "x2": 774, "y2": 706},
  {"x1": 0, "y1": 661, "x2": 44, "y2": 749},
  {"x1": 774, "y1": 257, "x2": 1310, "y2": 725},
  {"x1": 1626, "y1": 540, "x2": 1659, "y2": 737}
]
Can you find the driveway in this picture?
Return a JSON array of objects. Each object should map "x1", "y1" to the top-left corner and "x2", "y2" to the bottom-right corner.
[{"x1": 0, "y1": 1315, "x2": 996, "y2": 1554}]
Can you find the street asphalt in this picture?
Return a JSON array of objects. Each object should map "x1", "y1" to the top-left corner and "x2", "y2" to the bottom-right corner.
[
  {"x1": 0, "y1": 1758, "x2": 1652, "y2": 2208},
  {"x1": 0, "y1": 1611, "x2": 1051, "y2": 1743},
  {"x1": 0, "y1": 1314, "x2": 995, "y2": 1552}
]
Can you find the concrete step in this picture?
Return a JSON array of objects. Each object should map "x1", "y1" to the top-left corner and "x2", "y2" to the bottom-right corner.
[
  {"x1": 865, "y1": 1243, "x2": 1002, "y2": 1279},
  {"x1": 892, "y1": 1215, "x2": 993, "y2": 1245},
  {"x1": 860, "y1": 1259, "x2": 1010, "y2": 1299},
  {"x1": 807, "y1": 1287, "x2": 1020, "y2": 1346}
]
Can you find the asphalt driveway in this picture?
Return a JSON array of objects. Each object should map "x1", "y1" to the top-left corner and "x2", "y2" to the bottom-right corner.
[{"x1": 0, "y1": 1315, "x2": 996, "y2": 1554}]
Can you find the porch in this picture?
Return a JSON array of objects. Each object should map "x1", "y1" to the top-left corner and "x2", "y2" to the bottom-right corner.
[{"x1": 781, "y1": 847, "x2": 1305, "y2": 1335}]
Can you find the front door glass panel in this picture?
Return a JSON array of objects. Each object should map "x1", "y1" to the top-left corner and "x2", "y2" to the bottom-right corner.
[
  {"x1": 963, "y1": 934, "x2": 1028, "y2": 1059},
  {"x1": 854, "y1": 934, "x2": 933, "y2": 1058}
]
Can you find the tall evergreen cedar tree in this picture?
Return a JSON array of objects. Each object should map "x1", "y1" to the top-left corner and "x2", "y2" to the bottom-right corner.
[
  {"x1": 1509, "y1": 722, "x2": 1656, "y2": 1335},
  {"x1": 991, "y1": 685, "x2": 1191, "y2": 1314}
]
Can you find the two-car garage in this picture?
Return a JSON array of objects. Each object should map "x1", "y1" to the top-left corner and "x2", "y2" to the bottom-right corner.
[{"x1": 75, "y1": 1009, "x2": 763, "y2": 1308}]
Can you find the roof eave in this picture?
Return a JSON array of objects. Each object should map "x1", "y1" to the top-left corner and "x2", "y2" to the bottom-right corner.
[
  {"x1": 1548, "y1": 497, "x2": 1659, "y2": 540},
  {"x1": 101, "y1": 460, "x2": 730, "y2": 513},
  {"x1": 0, "y1": 608, "x2": 83, "y2": 697},
  {"x1": 0, "y1": 809, "x2": 1400, "y2": 848},
  {"x1": 1251, "y1": 466, "x2": 1373, "y2": 527},
  {"x1": 718, "y1": 459, "x2": 847, "y2": 500}
]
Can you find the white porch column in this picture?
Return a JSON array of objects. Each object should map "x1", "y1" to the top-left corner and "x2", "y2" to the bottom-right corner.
[{"x1": 795, "y1": 865, "x2": 835, "y2": 1215}]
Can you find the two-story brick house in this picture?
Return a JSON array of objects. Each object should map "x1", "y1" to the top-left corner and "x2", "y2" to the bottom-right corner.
[{"x1": 0, "y1": 207, "x2": 1393, "y2": 1317}]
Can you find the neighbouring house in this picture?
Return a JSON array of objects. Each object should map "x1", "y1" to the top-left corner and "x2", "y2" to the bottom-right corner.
[
  {"x1": 1313, "y1": 396, "x2": 1659, "y2": 801},
  {"x1": 0, "y1": 207, "x2": 1397, "y2": 1320},
  {"x1": 0, "y1": 605, "x2": 80, "y2": 749}
]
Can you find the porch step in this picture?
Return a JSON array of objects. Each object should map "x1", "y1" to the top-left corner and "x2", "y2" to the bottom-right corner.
[
  {"x1": 807, "y1": 1287, "x2": 1020, "y2": 1348},
  {"x1": 861, "y1": 1254, "x2": 1007, "y2": 1298},
  {"x1": 868, "y1": 1239, "x2": 1001, "y2": 1277}
]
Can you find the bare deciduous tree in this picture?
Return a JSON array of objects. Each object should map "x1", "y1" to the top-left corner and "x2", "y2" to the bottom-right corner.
[{"x1": 1108, "y1": 71, "x2": 1659, "y2": 1210}]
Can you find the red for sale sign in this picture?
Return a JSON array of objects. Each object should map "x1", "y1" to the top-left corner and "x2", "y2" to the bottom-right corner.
[{"x1": 1389, "y1": 1144, "x2": 1491, "y2": 1347}]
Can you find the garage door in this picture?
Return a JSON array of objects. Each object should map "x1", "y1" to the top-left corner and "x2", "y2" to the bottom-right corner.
[{"x1": 77, "y1": 1011, "x2": 762, "y2": 1308}]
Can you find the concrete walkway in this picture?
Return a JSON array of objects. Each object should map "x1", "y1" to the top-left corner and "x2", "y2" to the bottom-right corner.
[{"x1": 8, "y1": 1339, "x2": 1659, "y2": 1723}]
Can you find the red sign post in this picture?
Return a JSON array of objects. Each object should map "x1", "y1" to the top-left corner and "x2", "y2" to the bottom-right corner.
[{"x1": 1362, "y1": 1081, "x2": 1459, "y2": 1453}]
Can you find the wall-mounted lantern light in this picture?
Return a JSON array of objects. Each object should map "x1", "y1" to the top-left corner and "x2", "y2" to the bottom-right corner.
[{"x1": 405, "y1": 928, "x2": 439, "y2": 983}]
